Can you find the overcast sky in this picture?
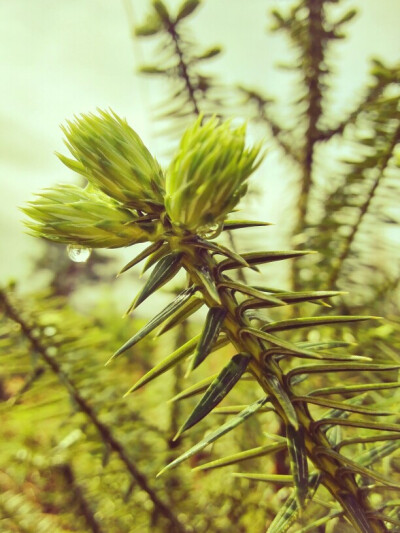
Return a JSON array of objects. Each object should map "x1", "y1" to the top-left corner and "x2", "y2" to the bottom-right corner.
[{"x1": 1, "y1": 0, "x2": 399, "y2": 286}]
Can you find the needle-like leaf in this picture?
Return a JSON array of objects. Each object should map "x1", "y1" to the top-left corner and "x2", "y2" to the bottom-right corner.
[
  {"x1": 118, "y1": 240, "x2": 164, "y2": 275},
  {"x1": 174, "y1": 353, "x2": 251, "y2": 439},
  {"x1": 155, "y1": 295, "x2": 204, "y2": 337},
  {"x1": 110, "y1": 287, "x2": 196, "y2": 361},
  {"x1": 157, "y1": 397, "x2": 269, "y2": 477},
  {"x1": 188, "y1": 307, "x2": 227, "y2": 372},
  {"x1": 192, "y1": 441, "x2": 286, "y2": 471},
  {"x1": 286, "y1": 425, "x2": 308, "y2": 508},
  {"x1": 128, "y1": 252, "x2": 183, "y2": 312},
  {"x1": 123, "y1": 334, "x2": 200, "y2": 395},
  {"x1": 262, "y1": 315, "x2": 380, "y2": 334},
  {"x1": 218, "y1": 250, "x2": 315, "y2": 271},
  {"x1": 232, "y1": 472, "x2": 294, "y2": 484},
  {"x1": 222, "y1": 219, "x2": 272, "y2": 230}
]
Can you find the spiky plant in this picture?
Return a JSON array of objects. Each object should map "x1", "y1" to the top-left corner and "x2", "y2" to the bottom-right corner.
[{"x1": 24, "y1": 110, "x2": 400, "y2": 533}]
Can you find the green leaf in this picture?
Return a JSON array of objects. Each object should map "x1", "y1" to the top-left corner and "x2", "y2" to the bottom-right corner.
[
  {"x1": 189, "y1": 307, "x2": 227, "y2": 372},
  {"x1": 242, "y1": 327, "x2": 319, "y2": 358},
  {"x1": 155, "y1": 295, "x2": 204, "y2": 336},
  {"x1": 157, "y1": 397, "x2": 269, "y2": 477},
  {"x1": 193, "y1": 441, "x2": 286, "y2": 471},
  {"x1": 309, "y1": 381, "x2": 400, "y2": 397},
  {"x1": 218, "y1": 250, "x2": 315, "y2": 271},
  {"x1": 153, "y1": 0, "x2": 170, "y2": 23},
  {"x1": 339, "y1": 433, "x2": 400, "y2": 452},
  {"x1": 109, "y1": 287, "x2": 196, "y2": 361},
  {"x1": 313, "y1": 418, "x2": 400, "y2": 433},
  {"x1": 169, "y1": 338, "x2": 234, "y2": 402},
  {"x1": 195, "y1": 46, "x2": 222, "y2": 61},
  {"x1": 266, "y1": 473, "x2": 321, "y2": 533},
  {"x1": 175, "y1": 353, "x2": 251, "y2": 439},
  {"x1": 262, "y1": 374, "x2": 298, "y2": 429},
  {"x1": 233, "y1": 473, "x2": 293, "y2": 484},
  {"x1": 170, "y1": 374, "x2": 217, "y2": 402},
  {"x1": 262, "y1": 315, "x2": 379, "y2": 334},
  {"x1": 141, "y1": 242, "x2": 170, "y2": 274},
  {"x1": 123, "y1": 334, "x2": 200, "y2": 395},
  {"x1": 317, "y1": 448, "x2": 400, "y2": 488},
  {"x1": 262, "y1": 342, "x2": 368, "y2": 362},
  {"x1": 271, "y1": 290, "x2": 344, "y2": 306},
  {"x1": 288, "y1": 363, "x2": 400, "y2": 382},
  {"x1": 118, "y1": 241, "x2": 164, "y2": 275},
  {"x1": 222, "y1": 220, "x2": 272, "y2": 230},
  {"x1": 294, "y1": 396, "x2": 392, "y2": 416},
  {"x1": 335, "y1": 8, "x2": 357, "y2": 26},
  {"x1": 176, "y1": 0, "x2": 200, "y2": 22},
  {"x1": 219, "y1": 281, "x2": 286, "y2": 306},
  {"x1": 139, "y1": 65, "x2": 167, "y2": 75},
  {"x1": 129, "y1": 252, "x2": 182, "y2": 312},
  {"x1": 213, "y1": 404, "x2": 273, "y2": 415},
  {"x1": 357, "y1": 441, "x2": 400, "y2": 467},
  {"x1": 196, "y1": 267, "x2": 221, "y2": 304},
  {"x1": 286, "y1": 426, "x2": 308, "y2": 508},
  {"x1": 296, "y1": 511, "x2": 343, "y2": 533},
  {"x1": 192, "y1": 238, "x2": 250, "y2": 268}
]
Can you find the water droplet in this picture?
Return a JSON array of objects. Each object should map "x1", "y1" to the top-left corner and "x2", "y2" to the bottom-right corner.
[
  {"x1": 67, "y1": 245, "x2": 92, "y2": 263},
  {"x1": 197, "y1": 222, "x2": 222, "y2": 239},
  {"x1": 43, "y1": 326, "x2": 57, "y2": 337}
]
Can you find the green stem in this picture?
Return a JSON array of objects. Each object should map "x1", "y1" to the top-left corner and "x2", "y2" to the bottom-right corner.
[{"x1": 178, "y1": 247, "x2": 386, "y2": 533}]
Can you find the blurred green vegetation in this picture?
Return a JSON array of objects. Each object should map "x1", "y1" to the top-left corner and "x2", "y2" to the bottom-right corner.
[{"x1": 1, "y1": 1, "x2": 400, "y2": 532}]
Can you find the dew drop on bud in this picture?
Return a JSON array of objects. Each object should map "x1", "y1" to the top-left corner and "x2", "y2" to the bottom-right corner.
[
  {"x1": 197, "y1": 222, "x2": 222, "y2": 239},
  {"x1": 67, "y1": 245, "x2": 92, "y2": 263}
]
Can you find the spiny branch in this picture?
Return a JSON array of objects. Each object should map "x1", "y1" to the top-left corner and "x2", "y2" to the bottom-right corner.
[
  {"x1": 0, "y1": 289, "x2": 187, "y2": 533},
  {"x1": 328, "y1": 122, "x2": 400, "y2": 289}
]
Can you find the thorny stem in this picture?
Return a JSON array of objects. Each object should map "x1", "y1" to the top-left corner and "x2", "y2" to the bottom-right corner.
[
  {"x1": 175, "y1": 245, "x2": 386, "y2": 533},
  {"x1": 165, "y1": 21, "x2": 200, "y2": 116},
  {"x1": 290, "y1": 0, "x2": 327, "y2": 295},
  {"x1": 328, "y1": 122, "x2": 400, "y2": 289},
  {"x1": 0, "y1": 289, "x2": 187, "y2": 533},
  {"x1": 295, "y1": 0, "x2": 324, "y2": 248}
]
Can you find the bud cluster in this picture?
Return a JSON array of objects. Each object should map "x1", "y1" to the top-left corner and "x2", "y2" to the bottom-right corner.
[{"x1": 24, "y1": 110, "x2": 263, "y2": 249}]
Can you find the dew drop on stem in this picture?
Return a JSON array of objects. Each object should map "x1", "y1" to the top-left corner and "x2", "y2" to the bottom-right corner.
[{"x1": 197, "y1": 222, "x2": 222, "y2": 239}]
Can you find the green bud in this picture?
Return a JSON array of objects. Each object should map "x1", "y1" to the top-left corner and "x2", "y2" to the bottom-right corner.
[
  {"x1": 22, "y1": 185, "x2": 162, "y2": 248},
  {"x1": 57, "y1": 109, "x2": 165, "y2": 213},
  {"x1": 165, "y1": 115, "x2": 264, "y2": 233}
]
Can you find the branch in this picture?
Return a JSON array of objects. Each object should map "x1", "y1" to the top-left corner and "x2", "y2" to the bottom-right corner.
[
  {"x1": 327, "y1": 122, "x2": 400, "y2": 289},
  {"x1": 165, "y1": 21, "x2": 200, "y2": 116},
  {"x1": 0, "y1": 289, "x2": 187, "y2": 533}
]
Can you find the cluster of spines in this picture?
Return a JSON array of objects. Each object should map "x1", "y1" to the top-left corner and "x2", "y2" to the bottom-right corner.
[{"x1": 108, "y1": 220, "x2": 399, "y2": 533}]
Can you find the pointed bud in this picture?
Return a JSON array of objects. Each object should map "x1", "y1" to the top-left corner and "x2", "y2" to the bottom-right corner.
[
  {"x1": 22, "y1": 185, "x2": 162, "y2": 248},
  {"x1": 165, "y1": 115, "x2": 264, "y2": 233},
  {"x1": 58, "y1": 109, "x2": 165, "y2": 213}
]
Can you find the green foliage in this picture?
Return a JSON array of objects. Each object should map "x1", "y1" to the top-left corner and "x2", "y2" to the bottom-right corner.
[
  {"x1": 20, "y1": 105, "x2": 400, "y2": 533},
  {"x1": 3, "y1": 1, "x2": 400, "y2": 532}
]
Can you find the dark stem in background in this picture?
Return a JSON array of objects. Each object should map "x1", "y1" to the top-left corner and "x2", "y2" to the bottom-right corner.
[
  {"x1": 293, "y1": 0, "x2": 324, "y2": 292},
  {"x1": 328, "y1": 123, "x2": 400, "y2": 289},
  {"x1": 0, "y1": 289, "x2": 187, "y2": 533}
]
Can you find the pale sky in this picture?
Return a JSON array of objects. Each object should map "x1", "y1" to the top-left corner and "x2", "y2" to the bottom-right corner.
[{"x1": 1, "y1": 0, "x2": 399, "y2": 286}]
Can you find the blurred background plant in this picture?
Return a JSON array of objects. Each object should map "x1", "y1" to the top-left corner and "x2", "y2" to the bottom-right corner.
[{"x1": 1, "y1": 1, "x2": 399, "y2": 532}]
